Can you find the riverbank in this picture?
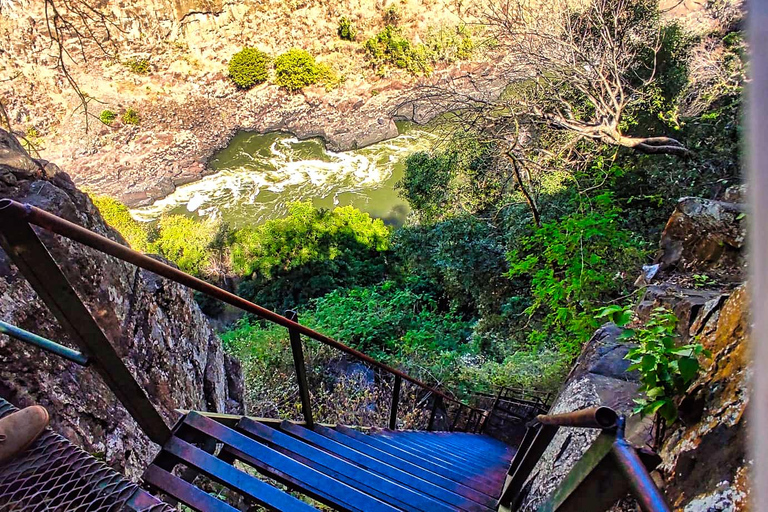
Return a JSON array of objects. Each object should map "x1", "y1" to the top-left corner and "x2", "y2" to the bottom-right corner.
[{"x1": 46, "y1": 60, "x2": 503, "y2": 207}]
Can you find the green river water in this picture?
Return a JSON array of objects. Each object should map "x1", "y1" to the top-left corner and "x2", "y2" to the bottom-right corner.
[{"x1": 130, "y1": 123, "x2": 436, "y2": 228}]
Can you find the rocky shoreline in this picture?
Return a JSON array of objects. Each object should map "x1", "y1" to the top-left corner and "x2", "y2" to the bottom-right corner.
[{"x1": 38, "y1": 60, "x2": 503, "y2": 208}]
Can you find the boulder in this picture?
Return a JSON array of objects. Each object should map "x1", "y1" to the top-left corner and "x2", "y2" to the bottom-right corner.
[
  {"x1": 515, "y1": 323, "x2": 645, "y2": 511},
  {"x1": 657, "y1": 197, "x2": 745, "y2": 273}
]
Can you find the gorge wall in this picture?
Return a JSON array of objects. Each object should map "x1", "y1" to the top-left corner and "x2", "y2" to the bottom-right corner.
[
  {"x1": 0, "y1": 128, "x2": 244, "y2": 479},
  {"x1": 517, "y1": 189, "x2": 749, "y2": 511}
]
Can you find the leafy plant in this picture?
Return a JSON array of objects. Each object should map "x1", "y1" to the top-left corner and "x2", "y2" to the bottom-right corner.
[
  {"x1": 595, "y1": 305, "x2": 711, "y2": 423},
  {"x1": 124, "y1": 57, "x2": 150, "y2": 74},
  {"x1": 228, "y1": 48, "x2": 270, "y2": 89},
  {"x1": 692, "y1": 273, "x2": 715, "y2": 288},
  {"x1": 99, "y1": 110, "x2": 117, "y2": 125},
  {"x1": 274, "y1": 49, "x2": 320, "y2": 91},
  {"x1": 363, "y1": 26, "x2": 431, "y2": 75},
  {"x1": 122, "y1": 108, "x2": 140, "y2": 125},
  {"x1": 506, "y1": 193, "x2": 646, "y2": 355},
  {"x1": 337, "y1": 16, "x2": 357, "y2": 41}
]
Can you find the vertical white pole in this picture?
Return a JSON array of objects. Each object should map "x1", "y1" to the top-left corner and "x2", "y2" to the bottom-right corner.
[{"x1": 749, "y1": 0, "x2": 768, "y2": 503}]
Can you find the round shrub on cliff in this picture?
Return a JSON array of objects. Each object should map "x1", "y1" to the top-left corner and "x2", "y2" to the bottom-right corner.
[
  {"x1": 337, "y1": 16, "x2": 356, "y2": 41},
  {"x1": 274, "y1": 49, "x2": 320, "y2": 91},
  {"x1": 229, "y1": 48, "x2": 270, "y2": 89}
]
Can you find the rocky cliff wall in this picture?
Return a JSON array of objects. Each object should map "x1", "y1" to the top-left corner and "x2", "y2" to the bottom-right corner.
[
  {"x1": 517, "y1": 189, "x2": 749, "y2": 511},
  {"x1": 0, "y1": 128, "x2": 244, "y2": 479}
]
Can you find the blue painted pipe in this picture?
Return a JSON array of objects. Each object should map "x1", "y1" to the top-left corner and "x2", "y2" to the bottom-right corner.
[{"x1": 0, "y1": 320, "x2": 89, "y2": 366}]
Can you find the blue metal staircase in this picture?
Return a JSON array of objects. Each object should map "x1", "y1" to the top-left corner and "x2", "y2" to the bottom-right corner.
[{"x1": 144, "y1": 411, "x2": 514, "y2": 511}]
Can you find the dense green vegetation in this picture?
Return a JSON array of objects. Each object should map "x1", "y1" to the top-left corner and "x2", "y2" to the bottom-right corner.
[
  {"x1": 363, "y1": 25, "x2": 477, "y2": 76},
  {"x1": 228, "y1": 48, "x2": 270, "y2": 89}
]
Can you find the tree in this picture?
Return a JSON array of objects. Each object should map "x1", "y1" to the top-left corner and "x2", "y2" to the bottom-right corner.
[
  {"x1": 484, "y1": 0, "x2": 690, "y2": 156},
  {"x1": 399, "y1": 0, "x2": 691, "y2": 226}
]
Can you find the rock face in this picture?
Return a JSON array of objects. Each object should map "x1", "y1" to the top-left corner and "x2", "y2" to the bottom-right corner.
[
  {"x1": 0, "y1": 129, "x2": 244, "y2": 479},
  {"x1": 657, "y1": 196, "x2": 746, "y2": 275},
  {"x1": 519, "y1": 186, "x2": 749, "y2": 511},
  {"x1": 656, "y1": 284, "x2": 749, "y2": 510}
]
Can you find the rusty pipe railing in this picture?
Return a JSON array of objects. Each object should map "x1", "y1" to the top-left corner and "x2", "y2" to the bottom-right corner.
[
  {"x1": 536, "y1": 406, "x2": 618, "y2": 429},
  {"x1": 612, "y1": 417, "x2": 670, "y2": 512},
  {"x1": 0, "y1": 199, "x2": 483, "y2": 422}
]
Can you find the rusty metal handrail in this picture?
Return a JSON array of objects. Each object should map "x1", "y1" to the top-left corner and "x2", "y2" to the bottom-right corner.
[
  {"x1": 536, "y1": 406, "x2": 618, "y2": 429},
  {"x1": 0, "y1": 199, "x2": 483, "y2": 419}
]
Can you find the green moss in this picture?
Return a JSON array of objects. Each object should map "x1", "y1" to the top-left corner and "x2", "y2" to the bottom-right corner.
[
  {"x1": 274, "y1": 49, "x2": 320, "y2": 91},
  {"x1": 228, "y1": 48, "x2": 270, "y2": 89}
]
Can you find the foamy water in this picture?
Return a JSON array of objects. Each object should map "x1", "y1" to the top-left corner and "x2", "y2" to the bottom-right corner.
[{"x1": 130, "y1": 127, "x2": 435, "y2": 228}]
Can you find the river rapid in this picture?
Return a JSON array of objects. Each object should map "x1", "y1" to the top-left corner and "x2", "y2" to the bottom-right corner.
[{"x1": 130, "y1": 124, "x2": 436, "y2": 228}]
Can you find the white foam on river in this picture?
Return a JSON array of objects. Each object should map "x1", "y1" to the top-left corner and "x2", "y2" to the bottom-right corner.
[{"x1": 130, "y1": 129, "x2": 435, "y2": 227}]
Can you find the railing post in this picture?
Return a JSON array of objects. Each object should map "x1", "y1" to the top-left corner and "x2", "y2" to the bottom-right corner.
[
  {"x1": 389, "y1": 374, "x2": 401, "y2": 430},
  {"x1": 427, "y1": 395, "x2": 441, "y2": 431},
  {"x1": 0, "y1": 220, "x2": 171, "y2": 445},
  {"x1": 498, "y1": 423, "x2": 559, "y2": 507},
  {"x1": 480, "y1": 387, "x2": 504, "y2": 434},
  {"x1": 285, "y1": 310, "x2": 313, "y2": 428},
  {"x1": 450, "y1": 404, "x2": 463, "y2": 432}
]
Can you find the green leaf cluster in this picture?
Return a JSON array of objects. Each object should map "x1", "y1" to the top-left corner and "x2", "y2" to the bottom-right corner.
[
  {"x1": 99, "y1": 110, "x2": 117, "y2": 126},
  {"x1": 595, "y1": 305, "x2": 711, "y2": 423},
  {"x1": 228, "y1": 48, "x2": 270, "y2": 89},
  {"x1": 122, "y1": 108, "x2": 140, "y2": 125}
]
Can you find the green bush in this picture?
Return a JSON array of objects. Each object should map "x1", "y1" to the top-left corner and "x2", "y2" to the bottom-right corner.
[
  {"x1": 233, "y1": 202, "x2": 391, "y2": 311},
  {"x1": 152, "y1": 215, "x2": 222, "y2": 275},
  {"x1": 312, "y1": 281, "x2": 472, "y2": 357},
  {"x1": 124, "y1": 57, "x2": 150, "y2": 74},
  {"x1": 91, "y1": 195, "x2": 151, "y2": 251},
  {"x1": 274, "y1": 49, "x2": 320, "y2": 91},
  {"x1": 122, "y1": 108, "x2": 140, "y2": 125},
  {"x1": 337, "y1": 16, "x2": 357, "y2": 41},
  {"x1": 228, "y1": 48, "x2": 270, "y2": 89},
  {"x1": 364, "y1": 26, "x2": 431, "y2": 75},
  {"x1": 99, "y1": 110, "x2": 117, "y2": 126}
]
